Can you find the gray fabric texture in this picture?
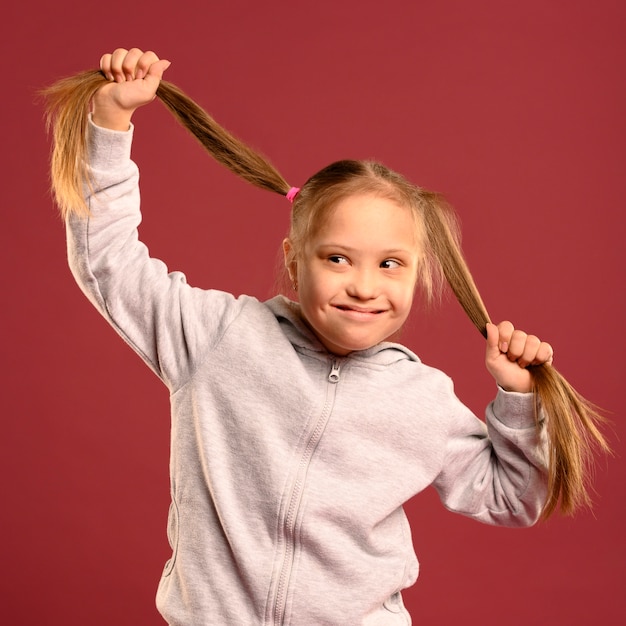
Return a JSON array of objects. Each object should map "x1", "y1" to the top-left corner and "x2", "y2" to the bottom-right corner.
[{"x1": 65, "y1": 119, "x2": 548, "y2": 625}]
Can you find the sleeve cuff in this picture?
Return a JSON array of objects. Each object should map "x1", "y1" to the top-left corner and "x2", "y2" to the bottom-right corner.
[
  {"x1": 491, "y1": 386, "x2": 538, "y2": 429},
  {"x1": 87, "y1": 114, "x2": 135, "y2": 171}
]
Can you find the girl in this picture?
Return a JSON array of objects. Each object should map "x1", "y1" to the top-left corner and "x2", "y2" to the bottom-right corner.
[{"x1": 44, "y1": 49, "x2": 608, "y2": 625}]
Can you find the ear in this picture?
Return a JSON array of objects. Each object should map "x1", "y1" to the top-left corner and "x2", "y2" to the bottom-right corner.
[{"x1": 282, "y1": 238, "x2": 298, "y2": 283}]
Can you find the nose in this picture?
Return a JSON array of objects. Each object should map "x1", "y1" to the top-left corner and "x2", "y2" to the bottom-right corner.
[{"x1": 346, "y1": 267, "x2": 379, "y2": 300}]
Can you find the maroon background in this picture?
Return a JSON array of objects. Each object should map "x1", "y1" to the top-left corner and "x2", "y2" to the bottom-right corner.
[{"x1": 2, "y1": 1, "x2": 624, "y2": 624}]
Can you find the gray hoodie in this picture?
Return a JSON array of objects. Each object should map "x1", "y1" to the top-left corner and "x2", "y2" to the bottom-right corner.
[{"x1": 66, "y1": 120, "x2": 549, "y2": 625}]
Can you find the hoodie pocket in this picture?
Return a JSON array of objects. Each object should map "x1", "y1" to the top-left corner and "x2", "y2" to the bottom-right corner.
[{"x1": 162, "y1": 499, "x2": 180, "y2": 577}]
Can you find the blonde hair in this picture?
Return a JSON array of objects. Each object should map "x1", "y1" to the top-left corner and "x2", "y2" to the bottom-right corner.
[
  {"x1": 43, "y1": 69, "x2": 610, "y2": 519},
  {"x1": 285, "y1": 159, "x2": 462, "y2": 304}
]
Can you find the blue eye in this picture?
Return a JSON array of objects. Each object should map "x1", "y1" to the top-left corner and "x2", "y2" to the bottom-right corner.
[{"x1": 381, "y1": 259, "x2": 401, "y2": 269}]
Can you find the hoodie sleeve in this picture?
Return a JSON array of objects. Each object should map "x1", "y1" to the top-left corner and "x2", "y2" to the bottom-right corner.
[
  {"x1": 66, "y1": 118, "x2": 242, "y2": 392},
  {"x1": 432, "y1": 385, "x2": 549, "y2": 527}
]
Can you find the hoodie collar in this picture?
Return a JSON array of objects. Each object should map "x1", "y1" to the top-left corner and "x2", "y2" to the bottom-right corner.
[{"x1": 264, "y1": 295, "x2": 421, "y2": 366}]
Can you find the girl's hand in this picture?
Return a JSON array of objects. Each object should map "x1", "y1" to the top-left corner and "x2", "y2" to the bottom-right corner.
[
  {"x1": 92, "y1": 48, "x2": 171, "y2": 130},
  {"x1": 485, "y1": 321, "x2": 554, "y2": 393}
]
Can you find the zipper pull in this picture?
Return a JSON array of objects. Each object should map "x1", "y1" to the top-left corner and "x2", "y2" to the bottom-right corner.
[{"x1": 328, "y1": 360, "x2": 341, "y2": 383}]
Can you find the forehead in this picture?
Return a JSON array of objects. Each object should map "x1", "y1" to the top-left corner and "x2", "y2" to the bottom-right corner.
[{"x1": 314, "y1": 193, "x2": 420, "y2": 250}]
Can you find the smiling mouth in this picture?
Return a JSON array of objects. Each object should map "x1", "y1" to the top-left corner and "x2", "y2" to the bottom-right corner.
[{"x1": 334, "y1": 305, "x2": 385, "y2": 315}]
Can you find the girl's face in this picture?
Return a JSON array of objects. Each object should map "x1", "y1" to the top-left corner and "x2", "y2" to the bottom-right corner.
[{"x1": 284, "y1": 193, "x2": 420, "y2": 355}]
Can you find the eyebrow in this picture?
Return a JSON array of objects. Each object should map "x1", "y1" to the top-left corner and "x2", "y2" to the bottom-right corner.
[{"x1": 316, "y1": 243, "x2": 414, "y2": 256}]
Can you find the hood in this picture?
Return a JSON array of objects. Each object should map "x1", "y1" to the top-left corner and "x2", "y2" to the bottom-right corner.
[{"x1": 264, "y1": 295, "x2": 421, "y2": 367}]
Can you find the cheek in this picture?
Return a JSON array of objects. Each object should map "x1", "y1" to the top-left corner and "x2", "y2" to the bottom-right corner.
[
  {"x1": 297, "y1": 266, "x2": 327, "y2": 308},
  {"x1": 392, "y1": 281, "x2": 417, "y2": 313},
  {"x1": 299, "y1": 261, "x2": 336, "y2": 296}
]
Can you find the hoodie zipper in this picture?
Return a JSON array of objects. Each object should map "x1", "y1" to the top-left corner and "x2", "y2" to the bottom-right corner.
[{"x1": 271, "y1": 359, "x2": 341, "y2": 625}]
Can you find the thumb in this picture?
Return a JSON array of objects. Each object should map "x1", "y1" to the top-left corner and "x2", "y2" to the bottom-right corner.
[{"x1": 144, "y1": 59, "x2": 171, "y2": 85}]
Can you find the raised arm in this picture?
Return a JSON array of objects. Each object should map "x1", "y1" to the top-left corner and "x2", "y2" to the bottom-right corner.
[{"x1": 50, "y1": 50, "x2": 248, "y2": 393}]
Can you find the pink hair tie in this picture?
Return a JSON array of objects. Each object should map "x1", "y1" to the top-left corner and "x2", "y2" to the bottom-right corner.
[{"x1": 286, "y1": 187, "x2": 300, "y2": 203}]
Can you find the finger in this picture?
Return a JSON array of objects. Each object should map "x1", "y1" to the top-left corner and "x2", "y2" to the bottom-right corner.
[
  {"x1": 532, "y1": 341, "x2": 554, "y2": 366},
  {"x1": 121, "y1": 47, "x2": 146, "y2": 81},
  {"x1": 99, "y1": 53, "x2": 113, "y2": 81},
  {"x1": 506, "y1": 329, "x2": 528, "y2": 362},
  {"x1": 135, "y1": 50, "x2": 161, "y2": 80},
  {"x1": 496, "y1": 320, "x2": 515, "y2": 353},
  {"x1": 517, "y1": 334, "x2": 541, "y2": 368},
  {"x1": 485, "y1": 322, "x2": 500, "y2": 358},
  {"x1": 485, "y1": 322, "x2": 499, "y2": 349},
  {"x1": 143, "y1": 58, "x2": 172, "y2": 88},
  {"x1": 110, "y1": 48, "x2": 130, "y2": 82}
]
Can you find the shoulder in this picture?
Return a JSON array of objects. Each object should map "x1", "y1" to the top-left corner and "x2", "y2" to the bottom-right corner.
[{"x1": 347, "y1": 343, "x2": 458, "y2": 404}]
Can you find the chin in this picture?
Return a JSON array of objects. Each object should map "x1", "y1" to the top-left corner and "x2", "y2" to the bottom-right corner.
[{"x1": 328, "y1": 337, "x2": 380, "y2": 355}]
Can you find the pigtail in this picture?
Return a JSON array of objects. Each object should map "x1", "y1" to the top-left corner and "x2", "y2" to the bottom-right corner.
[
  {"x1": 43, "y1": 69, "x2": 290, "y2": 219},
  {"x1": 42, "y1": 70, "x2": 105, "y2": 219},
  {"x1": 155, "y1": 80, "x2": 290, "y2": 196},
  {"x1": 421, "y1": 193, "x2": 610, "y2": 519}
]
